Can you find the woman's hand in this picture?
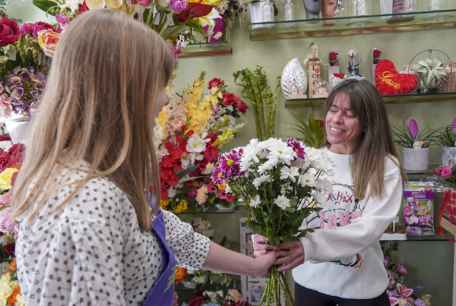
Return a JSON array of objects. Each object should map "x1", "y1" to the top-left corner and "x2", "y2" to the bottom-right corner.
[
  {"x1": 250, "y1": 250, "x2": 277, "y2": 277},
  {"x1": 275, "y1": 241, "x2": 305, "y2": 272},
  {"x1": 252, "y1": 234, "x2": 276, "y2": 257}
]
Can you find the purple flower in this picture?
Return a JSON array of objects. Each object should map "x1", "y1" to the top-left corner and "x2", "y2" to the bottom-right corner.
[
  {"x1": 403, "y1": 205, "x2": 412, "y2": 217},
  {"x1": 56, "y1": 14, "x2": 70, "y2": 27},
  {"x1": 208, "y1": 18, "x2": 224, "y2": 43},
  {"x1": 170, "y1": 0, "x2": 188, "y2": 14},
  {"x1": 396, "y1": 264, "x2": 408, "y2": 276},
  {"x1": 452, "y1": 117, "x2": 456, "y2": 135},
  {"x1": 20, "y1": 22, "x2": 35, "y2": 36},
  {"x1": 211, "y1": 148, "x2": 243, "y2": 184},
  {"x1": 407, "y1": 118, "x2": 419, "y2": 140},
  {"x1": 287, "y1": 138, "x2": 306, "y2": 159},
  {"x1": 414, "y1": 299, "x2": 427, "y2": 306}
]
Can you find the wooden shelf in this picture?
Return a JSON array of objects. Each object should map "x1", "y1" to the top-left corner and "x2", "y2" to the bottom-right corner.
[
  {"x1": 250, "y1": 9, "x2": 456, "y2": 41},
  {"x1": 285, "y1": 92, "x2": 456, "y2": 107},
  {"x1": 180, "y1": 42, "x2": 232, "y2": 58}
]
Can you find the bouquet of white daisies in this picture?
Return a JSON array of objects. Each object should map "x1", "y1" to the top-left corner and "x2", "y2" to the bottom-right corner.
[{"x1": 212, "y1": 138, "x2": 332, "y2": 306}]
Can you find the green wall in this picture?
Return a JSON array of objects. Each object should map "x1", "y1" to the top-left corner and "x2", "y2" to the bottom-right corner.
[{"x1": 7, "y1": 1, "x2": 455, "y2": 304}]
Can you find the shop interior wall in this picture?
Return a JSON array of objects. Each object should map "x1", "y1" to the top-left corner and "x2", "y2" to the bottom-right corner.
[{"x1": 7, "y1": 1, "x2": 455, "y2": 304}]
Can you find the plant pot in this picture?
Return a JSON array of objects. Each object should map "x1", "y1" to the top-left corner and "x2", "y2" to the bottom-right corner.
[
  {"x1": 3, "y1": 115, "x2": 30, "y2": 144},
  {"x1": 442, "y1": 146, "x2": 456, "y2": 166},
  {"x1": 402, "y1": 147, "x2": 429, "y2": 171}
]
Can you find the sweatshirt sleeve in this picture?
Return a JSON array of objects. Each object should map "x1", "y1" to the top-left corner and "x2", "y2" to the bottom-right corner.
[{"x1": 301, "y1": 159, "x2": 403, "y2": 262}]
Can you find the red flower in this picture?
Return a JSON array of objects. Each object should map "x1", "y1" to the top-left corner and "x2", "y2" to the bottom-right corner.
[
  {"x1": 204, "y1": 144, "x2": 219, "y2": 162},
  {"x1": 329, "y1": 51, "x2": 338, "y2": 65},
  {"x1": 0, "y1": 17, "x2": 20, "y2": 47},
  {"x1": 79, "y1": 1, "x2": 89, "y2": 13},
  {"x1": 222, "y1": 93, "x2": 236, "y2": 106},
  {"x1": 188, "y1": 293, "x2": 205, "y2": 306},
  {"x1": 373, "y1": 48, "x2": 382, "y2": 59},
  {"x1": 235, "y1": 99, "x2": 248, "y2": 113},
  {"x1": 333, "y1": 72, "x2": 345, "y2": 79},
  {"x1": 175, "y1": 3, "x2": 213, "y2": 22},
  {"x1": 208, "y1": 78, "x2": 224, "y2": 89}
]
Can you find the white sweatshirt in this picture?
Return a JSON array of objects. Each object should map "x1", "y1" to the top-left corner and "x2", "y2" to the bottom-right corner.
[{"x1": 292, "y1": 148, "x2": 403, "y2": 299}]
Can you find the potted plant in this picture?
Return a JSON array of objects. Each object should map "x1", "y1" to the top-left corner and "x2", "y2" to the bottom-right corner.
[
  {"x1": 393, "y1": 118, "x2": 438, "y2": 172},
  {"x1": 437, "y1": 118, "x2": 456, "y2": 166}
]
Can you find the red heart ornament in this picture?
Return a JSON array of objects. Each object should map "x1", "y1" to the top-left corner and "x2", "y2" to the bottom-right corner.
[{"x1": 375, "y1": 59, "x2": 418, "y2": 96}]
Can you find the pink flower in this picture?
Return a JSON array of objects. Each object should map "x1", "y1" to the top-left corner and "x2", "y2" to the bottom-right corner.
[
  {"x1": 441, "y1": 166, "x2": 453, "y2": 178},
  {"x1": 170, "y1": 0, "x2": 188, "y2": 14},
  {"x1": 0, "y1": 206, "x2": 18, "y2": 236},
  {"x1": 403, "y1": 205, "x2": 412, "y2": 217},
  {"x1": 137, "y1": 0, "x2": 152, "y2": 6},
  {"x1": 0, "y1": 17, "x2": 21, "y2": 47},
  {"x1": 396, "y1": 264, "x2": 408, "y2": 276},
  {"x1": 407, "y1": 118, "x2": 419, "y2": 140}
]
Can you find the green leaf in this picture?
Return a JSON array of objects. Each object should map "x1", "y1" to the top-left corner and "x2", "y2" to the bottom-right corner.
[{"x1": 33, "y1": 0, "x2": 58, "y2": 15}]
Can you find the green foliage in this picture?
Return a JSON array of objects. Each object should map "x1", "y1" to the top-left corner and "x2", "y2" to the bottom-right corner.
[
  {"x1": 294, "y1": 115, "x2": 325, "y2": 148},
  {"x1": 392, "y1": 125, "x2": 439, "y2": 148},
  {"x1": 233, "y1": 66, "x2": 277, "y2": 140},
  {"x1": 32, "y1": 0, "x2": 60, "y2": 15},
  {"x1": 436, "y1": 125, "x2": 456, "y2": 147}
]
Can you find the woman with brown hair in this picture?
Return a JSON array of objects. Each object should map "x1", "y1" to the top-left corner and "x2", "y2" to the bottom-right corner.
[
  {"x1": 13, "y1": 9, "x2": 275, "y2": 306},
  {"x1": 254, "y1": 79, "x2": 403, "y2": 306}
]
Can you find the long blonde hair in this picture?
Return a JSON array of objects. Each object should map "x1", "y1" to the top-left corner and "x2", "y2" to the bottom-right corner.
[
  {"x1": 13, "y1": 9, "x2": 175, "y2": 230},
  {"x1": 325, "y1": 79, "x2": 400, "y2": 200}
]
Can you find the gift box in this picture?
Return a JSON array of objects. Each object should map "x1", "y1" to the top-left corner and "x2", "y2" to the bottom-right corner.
[{"x1": 403, "y1": 189, "x2": 435, "y2": 236}]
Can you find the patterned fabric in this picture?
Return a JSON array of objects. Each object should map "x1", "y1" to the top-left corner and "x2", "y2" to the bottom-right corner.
[{"x1": 16, "y1": 167, "x2": 211, "y2": 306}]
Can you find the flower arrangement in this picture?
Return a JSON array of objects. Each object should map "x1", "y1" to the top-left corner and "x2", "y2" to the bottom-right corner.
[
  {"x1": 392, "y1": 118, "x2": 438, "y2": 149},
  {"x1": 211, "y1": 138, "x2": 332, "y2": 306},
  {"x1": 384, "y1": 245, "x2": 432, "y2": 306},
  {"x1": 0, "y1": 16, "x2": 55, "y2": 118},
  {"x1": 33, "y1": 0, "x2": 233, "y2": 50},
  {"x1": 436, "y1": 117, "x2": 456, "y2": 147},
  {"x1": 155, "y1": 73, "x2": 247, "y2": 214}
]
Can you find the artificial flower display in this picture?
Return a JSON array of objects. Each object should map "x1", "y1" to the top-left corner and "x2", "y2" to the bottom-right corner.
[{"x1": 155, "y1": 74, "x2": 247, "y2": 213}]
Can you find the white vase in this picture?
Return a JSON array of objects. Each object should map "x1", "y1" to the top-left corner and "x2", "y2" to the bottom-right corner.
[
  {"x1": 441, "y1": 146, "x2": 456, "y2": 166},
  {"x1": 402, "y1": 147, "x2": 429, "y2": 171},
  {"x1": 380, "y1": 0, "x2": 393, "y2": 14},
  {"x1": 3, "y1": 115, "x2": 30, "y2": 144},
  {"x1": 249, "y1": 1, "x2": 274, "y2": 29},
  {"x1": 281, "y1": 58, "x2": 308, "y2": 99}
]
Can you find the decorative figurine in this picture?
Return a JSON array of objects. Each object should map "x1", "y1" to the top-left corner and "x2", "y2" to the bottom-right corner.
[
  {"x1": 347, "y1": 49, "x2": 361, "y2": 78},
  {"x1": 321, "y1": 0, "x2": 338, "y2": 18},
  {"x1": 328, "y1": 51, "x2": 343, "y2": 90},
  {"x1": 354, "y1": 0, "x2": 367, "y2": 15},
  {"x1": 305, "y1": 43, "x2": 325, "y2": 98},
  {"x1": 281, "y1": 58, "x2": 308, "y2": 99},
  {"x1": 283, "y1": 0, "x2": 295, "y2": 21},
  {"x1": 303, "y1": 0, "x2": 321, "y2": 19}
]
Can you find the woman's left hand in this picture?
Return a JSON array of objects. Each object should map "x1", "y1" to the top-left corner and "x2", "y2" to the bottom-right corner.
[{"x1": 275, "y1": 241, "x2": 305, "y2": 272}]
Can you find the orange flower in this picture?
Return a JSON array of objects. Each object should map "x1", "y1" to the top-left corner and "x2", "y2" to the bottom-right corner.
[
  {"x1": 175, "y1": 267, "x2": 187, "y2": 284},
  {"x1": 7, "y1": 285, "x2": 20, "y2": 306},
  {"x1": 37, "y1": 30, "x2": 60, "y2": 57},
  {"x1": 7, "y1": 259, "x2": 16, "y2": 273}
]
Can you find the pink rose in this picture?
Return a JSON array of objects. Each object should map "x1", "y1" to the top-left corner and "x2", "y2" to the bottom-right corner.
[
  {"x1": 0, "y1": 17, "x2": 21, "y2": 47},
  {"x1": 137, "y1": 0, "x2": 152, "y2": 6},
  {"x1": 441, "y1": 166, "x2": 453, "y2": 178}
]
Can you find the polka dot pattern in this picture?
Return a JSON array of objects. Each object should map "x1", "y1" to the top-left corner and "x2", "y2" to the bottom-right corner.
[{"x1": 16, "y1": 167, "x2": 210, "y2": 306}]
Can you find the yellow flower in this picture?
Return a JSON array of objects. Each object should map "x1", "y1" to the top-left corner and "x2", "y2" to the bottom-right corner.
[
  {"x1": 157, "y1": 109, "x2": 169, "y2": 130},
  {"x1": 214, "y1": 129, "x2": 235, "y2": 146},
  {"x1": 174, "y1": 200, "x2": 188, "y2": 214},
  {"x1": 188, "y1": 0, "x2": 222, "y2": 6},
  {"x1": 0, "y1": 168, "x2": 18, "y2": 191},
  {"x1": 160, "y1": 200, "x2": 169, "y2": 209},
  {"x1": 0, "y1": 273, "x2": 13, "y2": 304}
]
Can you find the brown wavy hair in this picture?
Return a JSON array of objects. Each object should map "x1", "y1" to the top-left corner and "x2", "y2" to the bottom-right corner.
[
  {"x1": 325, "y1": 79, "x2": 400, "y2": 199},
  {"x1": 13, "y1": 9, "x2": 175, "y2": 230}
]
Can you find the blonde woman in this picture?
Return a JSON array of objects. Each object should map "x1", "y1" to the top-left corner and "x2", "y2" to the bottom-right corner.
[
  {"x1": 254, "y1": 79, "x2": 403, "y2": 306},
  {"x1": 13, "y1": 9, "x2": 275, "y2": 306}
]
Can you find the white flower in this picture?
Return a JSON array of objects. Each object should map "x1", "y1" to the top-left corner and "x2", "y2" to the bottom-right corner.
[
  {"x1": 65, "y1": 0, "x2": 85, "y2": 11},
  {"x1": 240, "y1": 139, "x2": 261, "y2": 172},
  {"x1": 168, "y1": 187, "x2": 176, "y2": 198},
  {"x1": 298, "y1": 168, "x2": 318, "y2": 187},
  {"x1": 260, "y1": 138, "x2": 295, "y2": 165},
  {"x1": 250, "y1": 195, "x2": 261, "y2": 208},
  {"x1": 274, "y1": 195, "x2": 290, "y2": 210},
  {"x1": 257, "y1": 157, "x2": 279, "y2": 174},
  {"x1": 253, "y1": 175, "x2": 271, "y2": 189},
  {"x1": 280, "y1": 166, "x2": 300, "y2": 182},
  {"x1": 202, "y1": 162, "x2": 214, "y2": 175},
  {"x1": 186, "y1": 134, "x2": 208, "y2": 153}
]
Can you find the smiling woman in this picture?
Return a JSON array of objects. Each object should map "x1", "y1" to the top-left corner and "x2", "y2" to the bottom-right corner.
[{"x1": 254, "y1": 79, "x2": 404, "y2": 306}]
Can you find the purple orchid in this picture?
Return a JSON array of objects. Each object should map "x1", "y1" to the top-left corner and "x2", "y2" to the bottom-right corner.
[{"x1": 407, "y1": 118, "x2": 419, "y2": 140}]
